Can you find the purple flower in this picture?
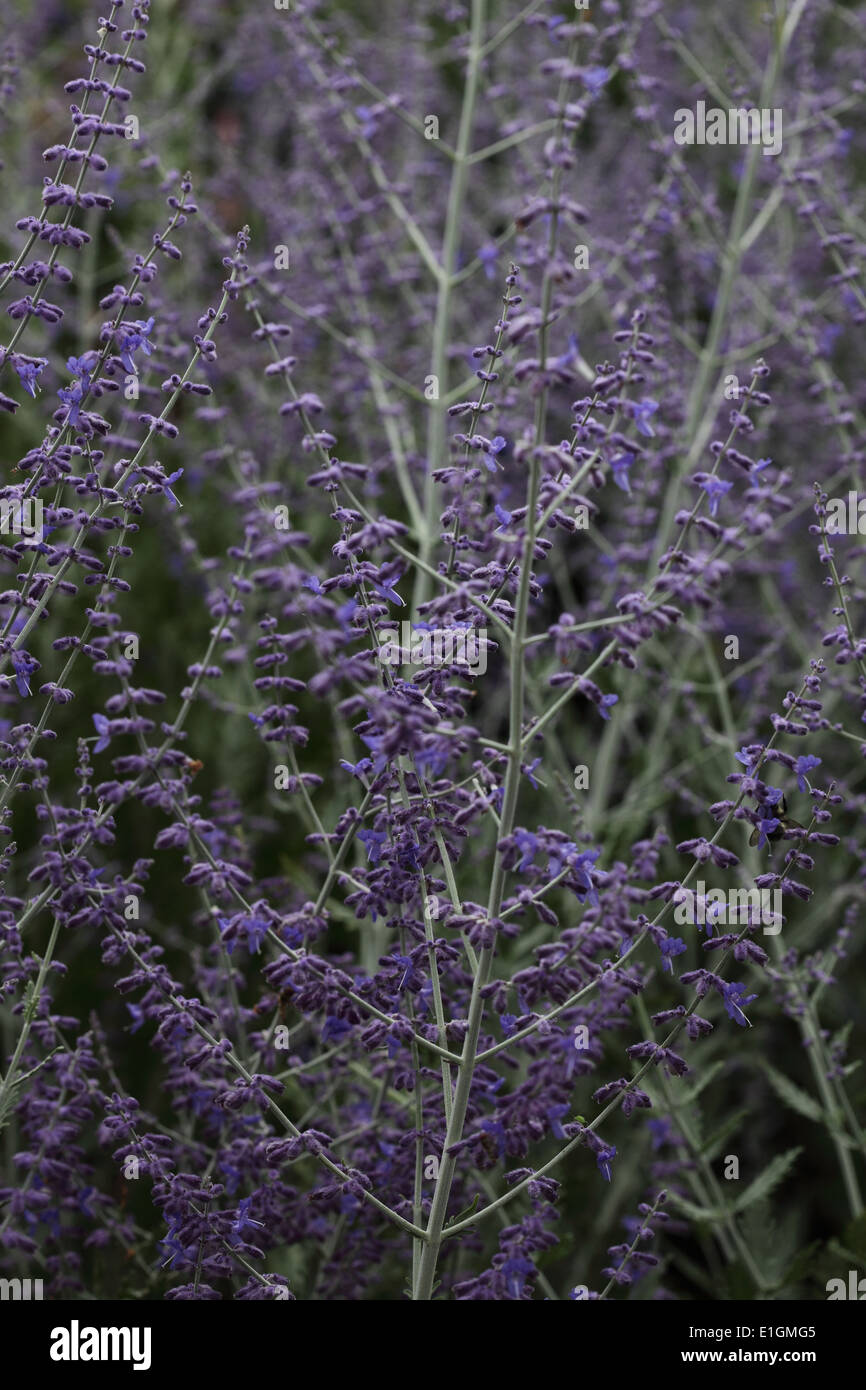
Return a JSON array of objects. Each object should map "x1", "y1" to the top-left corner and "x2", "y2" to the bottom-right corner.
[
  {"x1": 699, "y1": 475, "x2": 733, "y2": 516},
  {"x1": 722, "y1": 982, "x2": 758, "y2": 1027},
  {"x1": 478, "y1": 243, "x2": 498, "y2": 279},
  {"x1": 15, "y1": 359, "x2": 46, "y2": 397},
  {"x1": 92, "y1": 713, "x2": 111, "y2": 753},
  {"x1": 610, "y1": 451, "x2": 635, "y2": 492},
  {"x1": 735, "y1": 746, "x2": 760, "y2": 774},
  {"x1": 596, "y1": 1145, "x2": 617, "y2": 1182},
  {"x1": 0, "y1": 0, "x2": 859, "y2": 1310},
  {"x1": 373, "y1": 580, "x2": 403, "y2": 606},
  {"x1": 340, "y1": 756, "x2": 373, "y2": 778},
  {"x1": 550, "y1": 332, "x2": 580, "y2": 372},
  {"x1": 118, "y1": 316, "x2": 155, "y2": 374},
  {"x1": 228, "y1": 1196, "x2": 263, "y2": 1247},
  {"x1": 630, "y1": 398, "x2": 658, "y2": 437},
  {"x1": 8, "y1": 611, "x2": 35, "y2": 697},
  {"x1": 583, "y1": 66, "x2": 610, "y2": 93},
  {"x1": 523, "y1": 757, "x2": 542, "y2": 789},
  {"x1": 755, "y1": 818, "x2": 780, "y2": 849},
  {"x1": 163, "y1": 468, "x2": 184, "y2": 509},
  {"x1": 322, "y1": 1015, "x2": 353, "y2": 1044},
  {"x1": 483, "y1": 435, "x2": 508, "y2": 471},
  {"x1": 659, "y1": 936, "x2": 687, "y2": 973},
  {"x1": 57, "y1": 381, "x2": 85, "y2": 426},
  {"x1": 795, "y1": 755, "x2": 821, "y2": 791},
  {"x1": 514, "y1": 828, "x2": 538, "y2": 871},
  {"x1": 502, "y1": 1253, "x2": 535, "y2": 1298},
  {"x1": 66, "y1": 351, "x2": 100, "y2": 379},
  {"x1": 357, "y1": 829, "x2": 387, "y2": 864}
]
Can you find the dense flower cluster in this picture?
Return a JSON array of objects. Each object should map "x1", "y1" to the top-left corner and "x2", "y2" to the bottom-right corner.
[{"x1": 0, "y1": 0, "x2": 864, "y2": 1302}]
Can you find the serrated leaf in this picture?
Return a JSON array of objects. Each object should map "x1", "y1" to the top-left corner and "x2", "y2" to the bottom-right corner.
[
  {"x1": 730, "y1": 1147, "x2": 802, "y2": 1215},
  {"x1": 444, "y1": 1193, "x2": 479, "y2": 1228},
  {"x1": 739, "y1": 1199, "x2": 800, "y2": 1288},
  {"x1": 774, "y1": 1240, "x2": 823, "y2": 1295},
  {"x1": 760, "y1": 1061, "x2": 824, "y2": 1124},
  {"x1": 758, "y1": 1069, "x2": 856, "y2": 1148},
  {"x1": 403, "y1": 1278, "x2": 442, "y2": 1299},
  {"x1": 666, "y1": 1190, "x2": 723, "y2": 1224},
  {"x1": 830, "y1": 1020, "x2": 854, "y2": 1052},
  {"x1": 699, "y1": 1108, "x2": 749, "y2": 1160}
]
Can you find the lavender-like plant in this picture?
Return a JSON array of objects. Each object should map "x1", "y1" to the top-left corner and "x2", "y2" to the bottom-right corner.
[{"x1": 0, "y1": 0, "x2": 864, "y2": 1306}]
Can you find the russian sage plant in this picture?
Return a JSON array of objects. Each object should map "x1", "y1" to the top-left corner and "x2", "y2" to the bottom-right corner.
[{"x1": 0, "y1": 0, "x2": 864, "y2": 1305}]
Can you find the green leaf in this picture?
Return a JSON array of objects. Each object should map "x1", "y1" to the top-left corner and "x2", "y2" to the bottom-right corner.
[
  {"x1": 761, "y1": 1058, "x2": 855, "y2": 1145},
  {"x1": 444, "y1": 1193, "x2": 479, "y2": 1229},
  {"x1": 830, "y1": 1020, "x2": 854, "y2": 1053},
  {"x1": 723, "y1": 1256, "x2": 757, "y2": 1300},
  {"x1": 760, "y1": 1061, "x2": 823, "y2": 1124},
  {"x1": 775, "y1": 1240, "x2": 824, "y2": 1296},
  {"x1": 666, "y1": 1190, "x2": 724, "y2": 1224},
  {"x1": 699, "y1": 1108, "x2": 750, "y2": 1160},
  {"x1": 739, "y1": 1200, "x2": 801, "y2": 1289},
  {"x1": 730, "y1": 1147, "x2": 802, "y2": 1215},
  {"x1": 841, "y1": 1210, "x2": 866, "y2": 1264}
]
